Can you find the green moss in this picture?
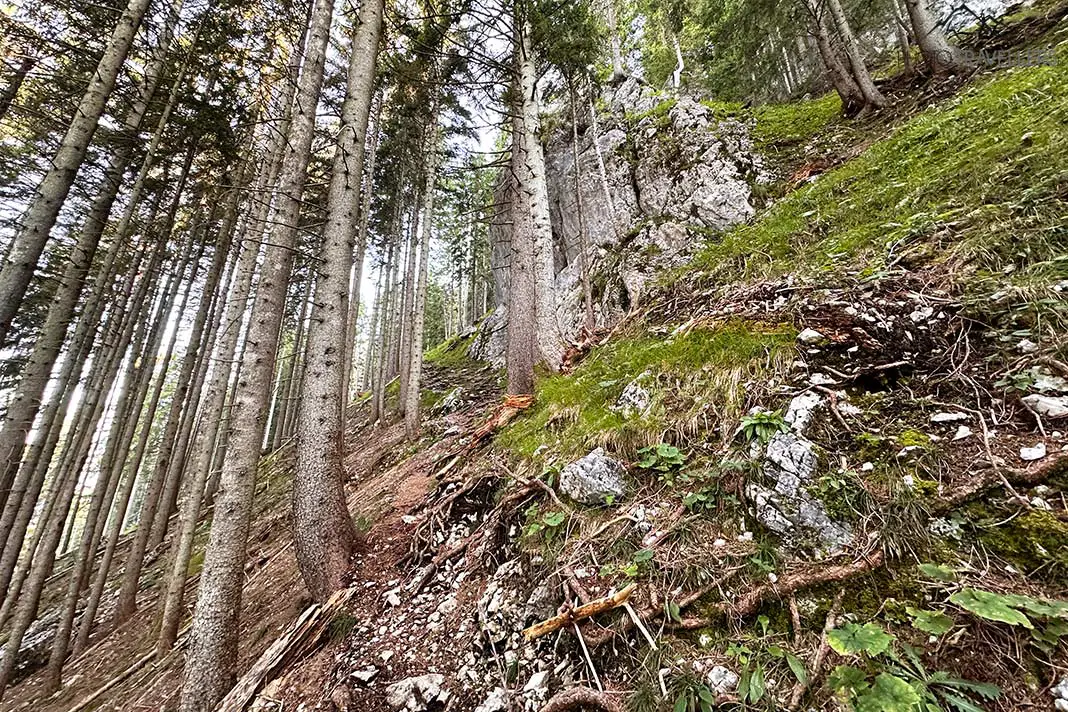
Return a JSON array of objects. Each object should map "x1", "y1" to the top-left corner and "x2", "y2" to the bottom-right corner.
[
  {"x1": 979, "y1": 509, "x2": 1068, "y2": 577},
  {"x1": 496, "y1": 321, "x2": 795, "y2": 462},
  {"x1": 896, "y1": 428, "x2": 932, "y2": 449},
  {"x1": 424, "y1": 332, "x2": 477, "y2": 368},
  {"x1": 752, "y1": 92, "x2": 842, "y2": 148},
  {"x1": 687, "y1": 53, "x2": 1068, "y2": 327}
]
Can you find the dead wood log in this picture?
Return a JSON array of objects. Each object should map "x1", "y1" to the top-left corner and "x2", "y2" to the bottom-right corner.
[
  {"x1": 215, "y1": 586, "x2": 358, "y2": 712},
  {"x1": 523, "y1": 584, "x2": 636, "y2": 641},
  {"x1": 539, "y1": 686, "x2": 622, "y2": 712}
]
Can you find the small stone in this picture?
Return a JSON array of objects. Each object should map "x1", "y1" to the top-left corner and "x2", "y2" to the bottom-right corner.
[
  {"x1": 1017, "y1": 338, "x2": 1039, "y2": 353},
  {"x1": 713, "y1": 538, "x2": 727, "y2": 548},
  {"x1": 860, "y1": 462, "x2": 874, "y2": 472},
  {"x1": 1022, "y1": 394, "x2": 1068, "y2": 419},
  {"x1": 706, "y1": 665, "x2": 740, "y2": 694},
  {"x1": 352, "y1": 668, "x2": 379, "y2": 684},
  {"x1": 785, "y1": 392, "x2": 823, "y2": 434},
  {"x1": 385, "y1": 674, "x2": 447, "y2": 711},
  {"x1": 1020, "y1": 443, "x2": 1047, "y2": 461},
  {"x1": 385, "y1": 591, "x2": 401, "y2": 607},
  {"x1": 930, "y1": 411, "x2": 968, "y2": 423},
  {"x1": 796, "y1": 328, "x2": 826, "y2": 345},
  {"x1": 952, "y1": 425, "x2": 973, "y2": 441},
  {"x1": 524, "y1": 671, "x2": 549, "y2": 692},
  {"x1": 1030, "y1": 497, "x2": 1052, "y2": 510},
  {"x1": 1052, "y1": 676, "x2": 1068, "y2": 700}
]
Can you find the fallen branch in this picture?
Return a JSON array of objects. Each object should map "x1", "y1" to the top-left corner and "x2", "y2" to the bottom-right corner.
[
  {"x1": 539, "y1": 686, "x2": 622, "y2": 712},
  {"x1": 523, "y1": 584, "x2": 637, "y2": 641},
  {"x1": 671, "y1": 551, "x2": 884, "y2": 630},
  {"x1": 216, "y1": 586, "x2": 358, "y2": 712},
  {"x1": 69, "y1": 650, "x2": 157, "y2": 712}
]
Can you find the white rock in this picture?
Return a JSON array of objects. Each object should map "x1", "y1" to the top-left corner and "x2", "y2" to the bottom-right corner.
[
  {"x1": 524, "y1": 671, "x2": 549, "y2": 692},
  {"x1": 1022, "y1": 394, "x2": 1068, "y2": 419},
  {"x1": 1017, "y1": 338, "x2": 1039, "y2": 353},
  {"x1": 352, "y1": 667, "x2": 378, "y2": 684},
  {"x1": 952, "y1": 425, "x2": 973, "y2": 441},
  {"x1": 785, "y1": 392, "x2": 823, "y2": 434},
  {"x1": 796, "y1": 328, "x2": 826, "y2": 345},
  {"x1": 930, "y1": 411, "x2": 968, "y2": 423},
  {"x1": 707, "y1": 665, "x2": 740, "y2": 694},
  {"x1": 1052, "y1": 676, "x2": 1068, "y2": 700},
  {"x1": 385, "y1": 674, "x2": 447, "y2": 711},
  {"x1": 474, "y1": 687, "x2": 508, "y2": 712},
  {"x1": 559, "y1": 448, "x2": 626, "y2": 505},
  {"x1": 1020, "y1": 443, "x2": 1047, "y2": 461},
  {"x1": 1030, "y1": 497, "x2": 1052, "y2": 510}
]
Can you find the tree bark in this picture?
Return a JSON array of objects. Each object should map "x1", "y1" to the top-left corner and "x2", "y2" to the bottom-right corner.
[
  {"x1": 804, "y1": 1, "x2": 865, "y2": 117},
  {"x1": 822, "y1": 0, "x2": 887, "y2": 109},
  {"x1": 178, "y1": 0, "x2": 336, "y2": 704},
  {"x1": 293, "y1": 0, "x2": 383, "y2": 600},
  {"x1": 0, "y1": 0, "x2": 154, "y2": 346},
  {"x1": 403, "y1": 118, "x2": 440, "y2": 440},
  {"x1": 903, "y1": 0, "x2": 969, "y2": 74}
]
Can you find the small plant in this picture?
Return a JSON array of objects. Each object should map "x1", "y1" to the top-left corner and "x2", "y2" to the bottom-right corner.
[
  {"x1": 522, "y1": 504, "x2": 568, "y2": 541},
  {"x1": 739, "y1": 410, "x2": 788, "y2": 444},
  {"x1": 637, "y1": 443, "x2": 687, "y2": 476},
  {"x1": 827, "y1": 621, "x2": 1000, "y2": 711},
  {"x1": 948, "y1": 587, "x2": 1068, "y2": 652}
]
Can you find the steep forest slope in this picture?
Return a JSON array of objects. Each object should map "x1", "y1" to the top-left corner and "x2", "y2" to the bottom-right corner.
[{"x1": 4, "y1": 5, "x2": 1068, "y2": 712}]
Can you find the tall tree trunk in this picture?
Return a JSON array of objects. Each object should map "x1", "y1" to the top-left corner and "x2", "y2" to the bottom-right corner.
[
  {"x1": 516, "y1": 17, "x2": 562, "y2": 369},
  {"x1": 822, "y1": 0, "x2": 887, "y2": 109},
  {"x1": 343, "y1": 92, "x2": 383, "y2": 403},
  {"x1": 177, "y1": 0, "x2": 335, "y2": 705},
  {"x1": 804, "y1": 1, "x2": 865, "y2": 117},
  {"x1": 505, "y1": 118, "x2": 537, "y2": 396},
  {"x1": 0, "y1": 0, "x2": 155, "y2": 345},
  {"x1": 293, "y1": 0, "x2": 382, "y2": 600},
  {"x1": 0, "y1": 52, "x2": 36, "y2": 121},
  {"x1": 403, "y1": 118, "x2": 440, "y2": 440}
]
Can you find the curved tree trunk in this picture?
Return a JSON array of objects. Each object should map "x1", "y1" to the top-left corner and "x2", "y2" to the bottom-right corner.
[
  {"x1": 822, "y1": 0, "x2": 887, "y2": 109},
  {"x1": 903, "y1": 0, "x2": 969, "y2": 74}
]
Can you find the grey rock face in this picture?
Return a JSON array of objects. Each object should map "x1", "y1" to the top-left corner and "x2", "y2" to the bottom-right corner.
[
  {"x1": 478, "y1": 77, "x2": 760, "y2": 365},
  {"x1": 559, "y1": 448, "x2": 627, "y2": 505},
  {"x1": 748, "y1": 432, "x2": 853, "y2": 554},
  {"x1": 385, "y1": 674, "x2": 449, "y2": 711}
]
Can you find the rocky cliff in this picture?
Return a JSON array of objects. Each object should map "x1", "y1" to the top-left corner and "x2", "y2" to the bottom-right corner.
[{"x1": 469, "y1": 79, "x2": 763, "y2": 365}]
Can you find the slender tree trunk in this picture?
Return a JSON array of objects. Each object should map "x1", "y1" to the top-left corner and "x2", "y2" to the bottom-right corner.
[
  {"x1": 371, "y1": 236, "x2": 397, "y2": 422},
  {"x1": 403, "y1": 117, "x2": 440, "y2": 440},
  {"x1": 397, "y1": 199, "x2": 420, "y2": 416},
  {"x1": 0, "y1": 0, "x2": 155, "y2": 345},
  {"x1": 343, "y1": 92, "x2": 383, "y2": 404},
  {"x1": 293, "y1": 0, "x2": 382, "y2": 600},
  {"x1": 110, "y1": 183, "x2": 239, "y2": 627},
  {"x1": 804, "y1": 1, "x2": 866, "y2": 117},
  {"x1": 178, "y1": 0, "x2": 335, "y2": 705},
  {"x1": 0, "y1": 26, "x2": 182, "y2": 511},
  {"x1": 43, "y1": 219, "x2": 202, "y2": 693},
  {"x1": 893, "y1": 0, "x2": 914, "y2": 75},
  {"x1": 822, "y1": 0, "x2": 887, "y2": 108},
  {"x1": 506, "y1": 116, "x2": 537, "y2": 396},
  {"x1": 0, "y1": 52, "x2": 35, "y2": 121}
]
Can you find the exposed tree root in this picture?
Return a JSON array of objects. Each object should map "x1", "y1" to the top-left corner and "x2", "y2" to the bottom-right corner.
[
  {"x1": 539, "y1": 686, "x2": 622, "y2": 712},
  {"x1": 938, "y1": 455, "x2": 1067, "y2": 511}
]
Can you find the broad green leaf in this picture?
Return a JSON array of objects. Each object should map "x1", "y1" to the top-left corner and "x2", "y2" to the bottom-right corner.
[
  {"x1": 828, "y1": 622, "x2": 895, "y2": 656},
  {"x1": 827, "y1": 665, "x2": 868, "y2": 694},
  {"x1": 749, "y1": 664, "x2": 766, "y2": 702},
  {"x1": 633, "y1": 548, "x2": 655, "y2": 563},
  {"x1": 1002, "y1": 593, "x2": 1068, "y2": 619},
  {"x1": 673, "y1": 694, "x2": 688, "y2": 712},
  {"x1": 907, "y1": 606, "x2": 956, "y2": 636},
  {"x1": 856, "y1": 673, "x2": 922, "y2": 712},
  {"x1": 949, "y1": 588, "x2": 1033, "y2": 629},
  {"x1": 937, "y1": 679, "x2": 1001, "y2": 700},
  {"x1": 542, "y1": 511, "x2": 566, "y2": 527},
  {"x1": 917, "y1": 563, "x2": 958, "y2": 582}
]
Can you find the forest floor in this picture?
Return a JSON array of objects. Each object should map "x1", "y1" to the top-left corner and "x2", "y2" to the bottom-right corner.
[{"x1": 4, "y1": 3, "x2": 1068, "y2": 711}]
